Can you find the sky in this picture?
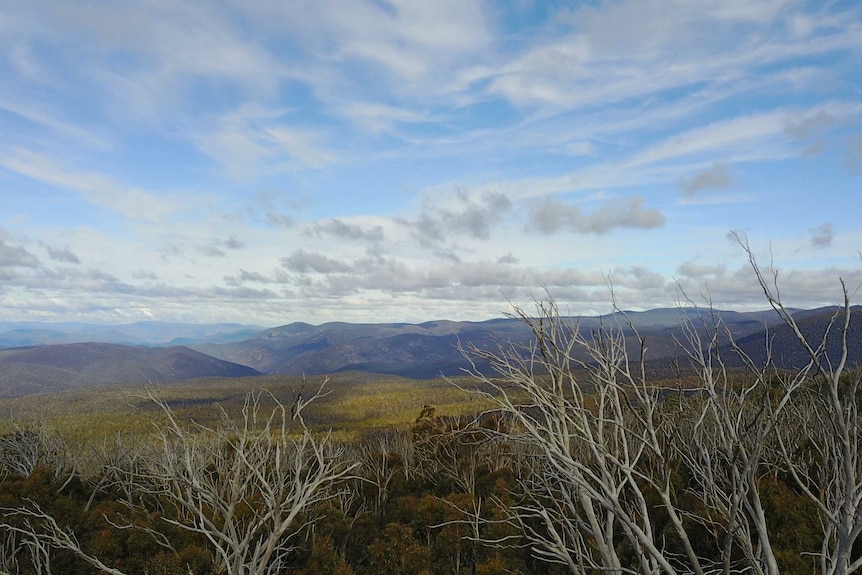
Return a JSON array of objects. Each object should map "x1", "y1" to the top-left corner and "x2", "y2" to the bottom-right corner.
[{"x1": 1, "y1": 0, "x2": 861, "y2": 326}]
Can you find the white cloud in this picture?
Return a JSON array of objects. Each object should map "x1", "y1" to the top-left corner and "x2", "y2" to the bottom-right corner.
[
  {"x1": 676, "y1": 260, "x2": 728, "y2": 279},
  {"x1": 337, "y1": 101, "x2": 431, "y2": 135},
  {"x1": 315, "y1": 0, "x2": 491, "y2": 85},
  {"x1": 497, "y1": 252, "x2": 519, "y2": 264},
  {"x1": 785, "y1": 110, "x2": 837, "y2": 139},
  {"x1": 566, "y1": 141, "x2": 598, "y2": 156},
  {"x1": 628, "y1": 112, "x2": 787, "y2": 167},
  {"x1": 0, "y1": 97, "x2": 109, "y2": 151},
  {"x1": 8, "y1": 43, "x2": 54, "y2": 85},
  {"x1": 673, "y1": 262, "x2": 862, "y2": 310},
  {"x1": 265, "y1": 126, "x2": 336, "y2": 169}
]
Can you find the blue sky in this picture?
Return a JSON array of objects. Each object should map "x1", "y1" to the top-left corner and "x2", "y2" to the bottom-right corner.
[{"x1": 1, "y1": 0, "x2": 861, "y2": 325}]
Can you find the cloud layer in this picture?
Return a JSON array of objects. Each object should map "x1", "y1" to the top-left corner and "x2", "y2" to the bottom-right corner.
[{"x1": 0, "y1": 0, "x2": 860, "y2": 324}]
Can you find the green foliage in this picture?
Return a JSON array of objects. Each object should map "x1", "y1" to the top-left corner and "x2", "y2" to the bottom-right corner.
[
  {"x1": 475, "y1": 555, "x2": 514, "y2": 575},
  {"x1": 758, "y1": 475, "x2": 822, "y2": 575},
  {"x1": 366, "y1": 523, "x2": 431, "y2": 575},
  {"x1": 294, "y1": 536, "x2": 354, "y2": 575}
]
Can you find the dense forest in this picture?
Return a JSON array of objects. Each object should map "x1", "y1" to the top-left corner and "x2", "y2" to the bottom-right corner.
[{"x1": 1, "y1": 256, "x2": 860, "y2": 575}]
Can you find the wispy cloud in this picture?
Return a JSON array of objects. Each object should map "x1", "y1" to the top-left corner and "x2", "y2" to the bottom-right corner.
[
  {"x1": 0, "y1": 147, "x2": 186, "y2": 221},
  {"x1": 0, "y1": 97, "x2": 110, "y2": 151},
  {"x1": 628, "y1": 112, "x2": 787, "y2": 167},
  {"x1": 192, "y1": 105, "x2": 336, "y2": 179},
  {"x1": 337, "y1": 101, "x2": 432, "y2": 135}
]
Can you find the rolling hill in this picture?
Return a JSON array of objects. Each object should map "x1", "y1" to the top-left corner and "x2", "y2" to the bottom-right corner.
[{"x1": 0, "y1": 343, "x2": 261, "y2": 397}]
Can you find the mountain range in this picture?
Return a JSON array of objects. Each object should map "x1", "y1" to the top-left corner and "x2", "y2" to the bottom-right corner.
[
  {"x1": 0, "y1": 306, "x2": 858, "y2": 398},
  {"x1": 0, "y1": 321, "x2": 264, "y2": 348}
]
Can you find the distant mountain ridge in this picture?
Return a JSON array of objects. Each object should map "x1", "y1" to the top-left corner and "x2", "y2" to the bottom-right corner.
[
  {"x1": 192, "y1": 307, "x2": 792, "y2": 379},
  {"x1": 196, "y1": 306, "x2": 861, "y2": 379},
  {"x1": 0, "y1": 321, "x2": 265, "y2": 348},
  {"x1": 731, "y1": 306, "x2": 862, "y2": 369},
  {"x1": 1, "y1": 307, "x2": 858, "y2": 398},
  {"x1": 0, "y1": 342, "x2": 260, "y2": 397}
]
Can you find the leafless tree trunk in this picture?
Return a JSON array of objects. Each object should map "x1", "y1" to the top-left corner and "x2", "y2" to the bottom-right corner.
[
  {"x1": 0, "y1": 529, "x2": 22, "y2": 575},
  {"x1": 457, "y1": 300, "x2": 697, "y2": 575},
  {"x1": 359, "y1": 429, "x2": 405, "y2": 516},
  {"x1": 669, "y1": 299, "x2": 789, "y2": 575}
]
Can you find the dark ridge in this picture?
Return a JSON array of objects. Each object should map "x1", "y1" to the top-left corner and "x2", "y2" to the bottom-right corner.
[
  {"x1": 0, "y1": 342, "x2": 260, "y2": 398},
  {"x1": 730, "y1": 306, "x2": 862, "y2": 370}
]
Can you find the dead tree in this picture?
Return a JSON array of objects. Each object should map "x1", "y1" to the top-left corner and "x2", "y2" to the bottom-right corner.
[
  {"x1": 735, "y1": 236, "x2": 862, "y2": 575},
  {"x1": 358, "y1": 429, "x2": 406, "y2": 516},
  {"x1": 0, "y1": 423, "x2": 74, "y2": 489},
  {"x1": 456, "y1": 240, "x2": 859, "y2": 575},
  {"x1": 2, "y1": 383, "x2": 359, "y2": 575},
  {"x1": 458, "y1": 300, "x2": 695, "y2": 575}
]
